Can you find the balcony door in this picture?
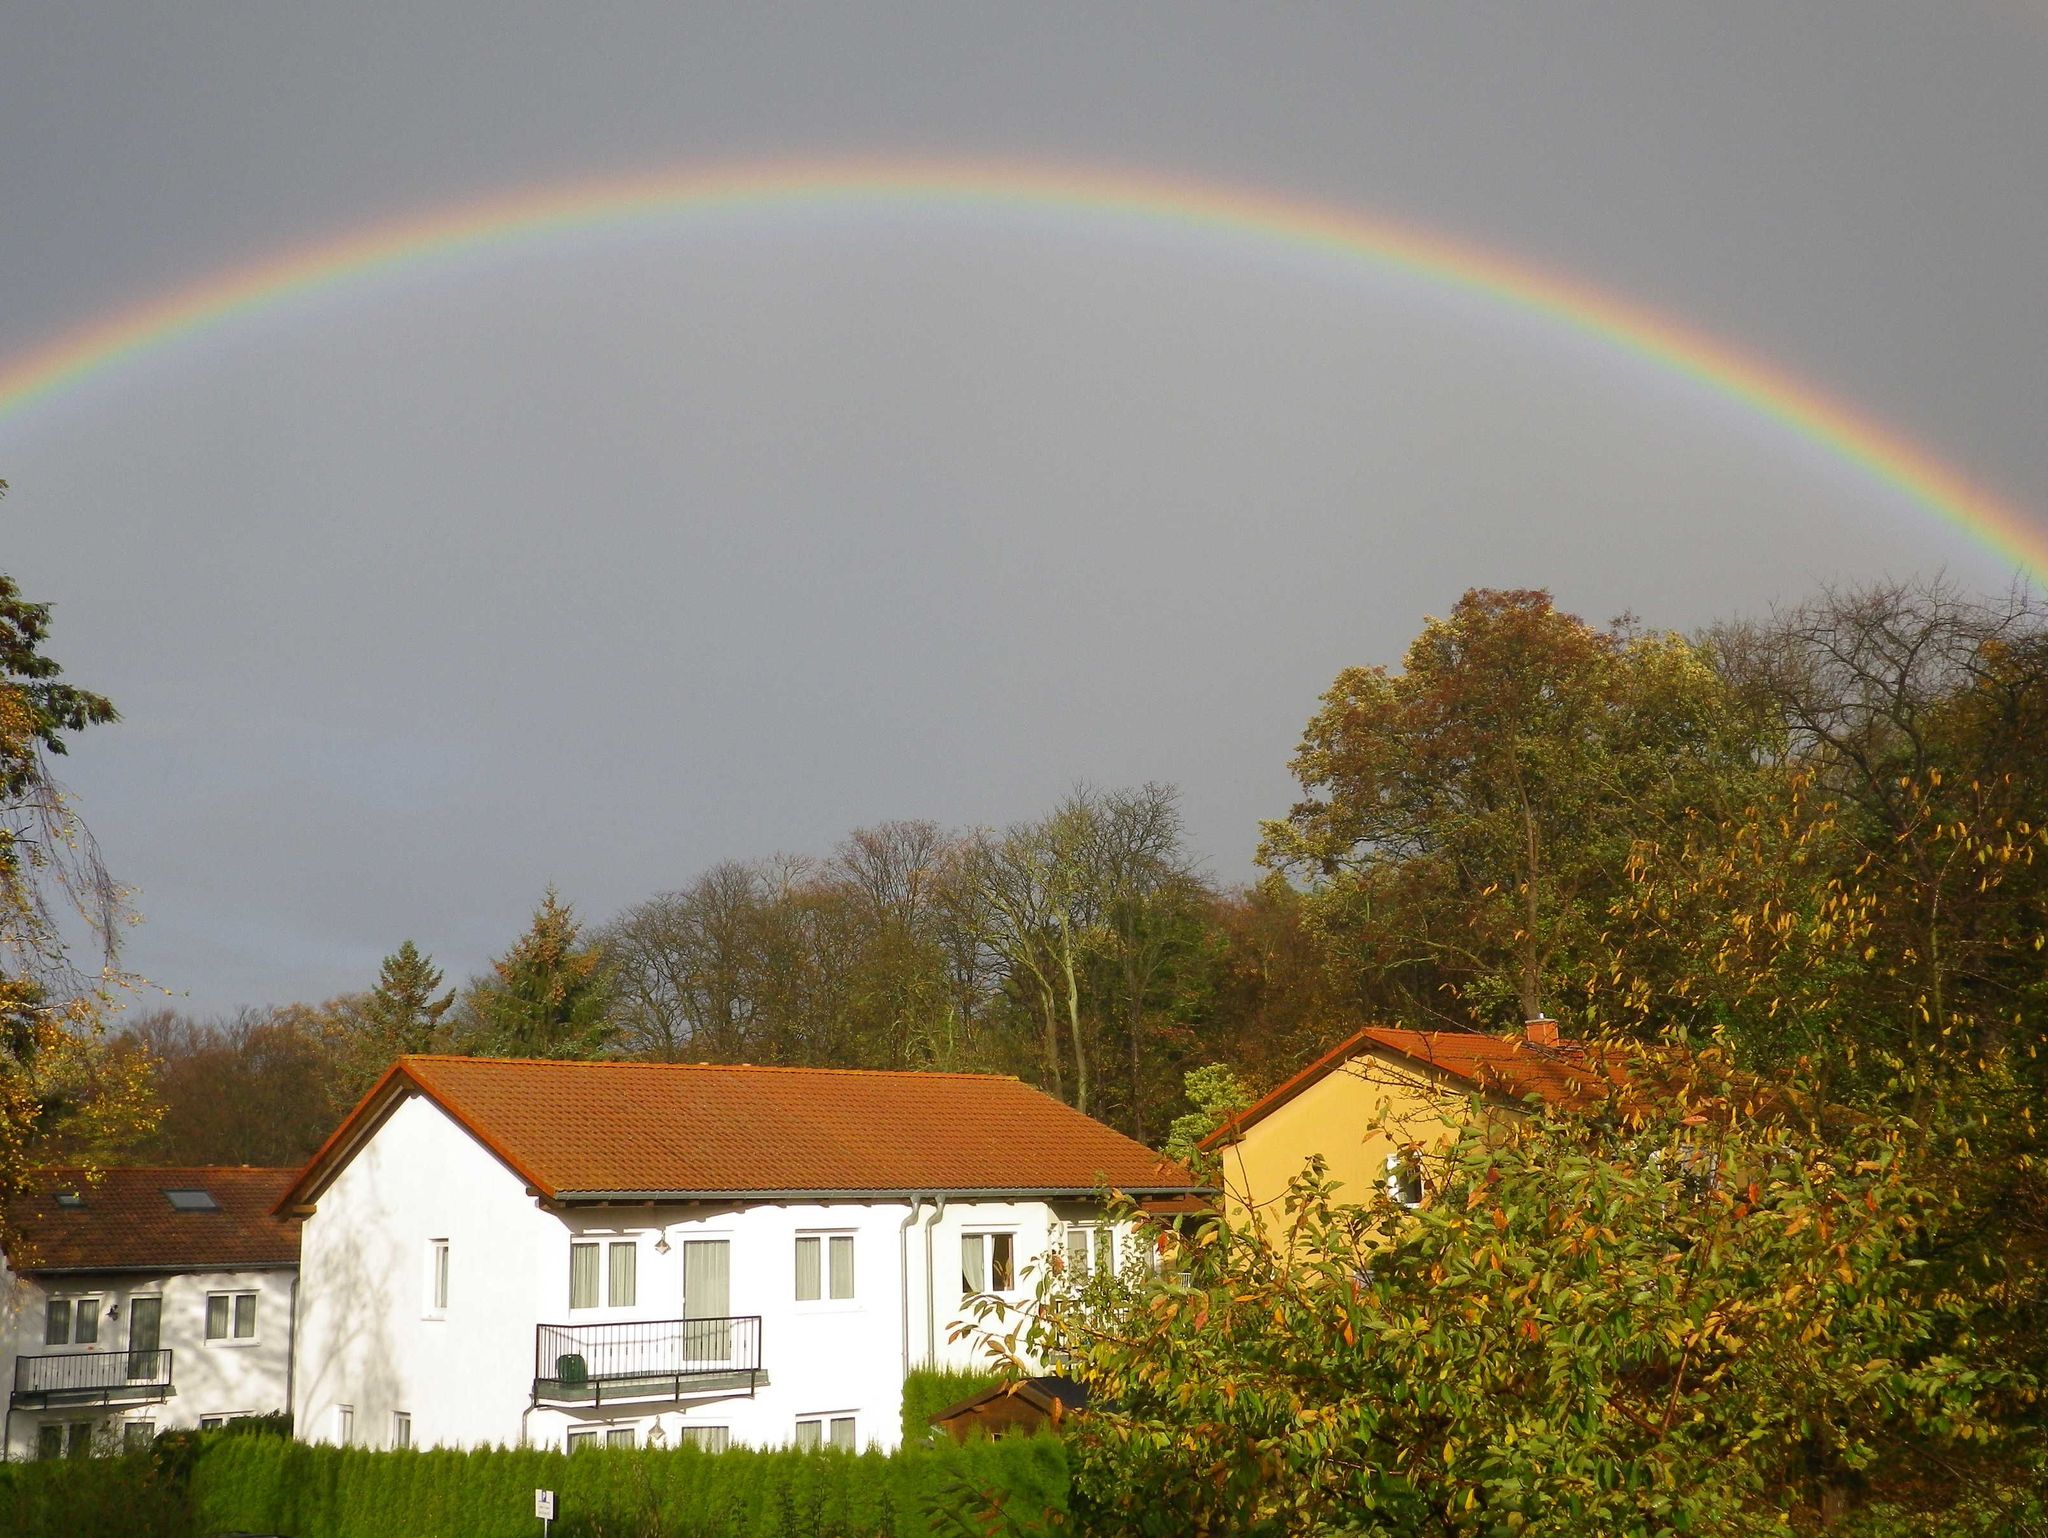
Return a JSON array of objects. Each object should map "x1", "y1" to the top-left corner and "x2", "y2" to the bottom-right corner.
[
  {"x1": 680, "y1": 1240, "x2": 729, "y2": 1367},
  {"x1": 126, "y1": 1296, "x2": 161, "y2": 1381}
]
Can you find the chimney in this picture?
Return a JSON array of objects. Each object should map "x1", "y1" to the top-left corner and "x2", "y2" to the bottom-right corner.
[{"x1": 1524, "y1": 1016, "x2": 1559, "y2": 1048}]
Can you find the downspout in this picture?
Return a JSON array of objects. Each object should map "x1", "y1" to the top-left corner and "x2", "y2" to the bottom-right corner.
[
  {"x1": 921, "y1": 1196, "x2": 947, "y2": 1367},
  {"x1": 897, "y1": 1198, "x2": 923, "y2": 1382},
  {"x1": 284, "y1": 1273, "x2": 300, "y2": 1435}
]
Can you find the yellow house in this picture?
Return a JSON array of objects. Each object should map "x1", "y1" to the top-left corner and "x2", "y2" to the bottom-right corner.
[{"x1": 1201, "y1": 1022, "x2": 1604, "y2": 1229}]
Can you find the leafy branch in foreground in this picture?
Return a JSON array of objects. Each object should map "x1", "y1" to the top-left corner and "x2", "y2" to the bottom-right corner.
[{"x1": 970, "y1": 1046, "x2": 2039, "y2": 1537}]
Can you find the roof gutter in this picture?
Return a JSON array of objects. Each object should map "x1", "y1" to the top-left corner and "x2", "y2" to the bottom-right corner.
[{"x1": 553, "y1": 1185, "x2": 1212, "y2": 1203}]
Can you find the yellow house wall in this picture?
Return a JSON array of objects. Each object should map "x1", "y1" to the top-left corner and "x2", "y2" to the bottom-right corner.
[{"x1": 1214, "y1": 1050, "x2": 1492, "y2": 1230}]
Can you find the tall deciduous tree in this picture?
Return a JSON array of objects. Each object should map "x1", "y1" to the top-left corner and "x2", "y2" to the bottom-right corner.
[
  {"x1": 1261, "y1": 588, "x2": 1765, "y2": 1031},
  {"x1": 463, "y1": 888, "x2": 614, "y2": 1059},
  {"x1": 0, "y1": 489, "x2": 158, "y2": 1244}
]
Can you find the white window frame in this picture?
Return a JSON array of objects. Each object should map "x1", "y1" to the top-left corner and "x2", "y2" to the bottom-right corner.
[
  {"x1": 204, "y1": 1290, "x2": 259, "y2": 1346},
  {"x1": 794, "y1": 1231, "x2": 856, "y2": 1305},
  {"x1": 391, "y1": 1411, "x2": 412, "y2": 1449},
  {"x1": 680, "y1": 1424, "x2": 730, "y2": 1452},
  {"x1": 334, "y1": 1404, "x2": 354, "y2": 1445},
  {"x1": 123, "y1": 1420, "x2": 156, "y2": 1451},
  {"x1": 960, "y1": 1230, "x2": 1018, "y2": 1297},
  {"x1": 795, "y1": 1413, "x2": 857, "y2": 1451},
  {"x1": 566, "y1": 1428, "x2": 598, "y2": 1453},
  {"x1": 1384, "y1": 1152, "x2": 1425, "y2": 1210},
  {"x1": 1062, "y1": 1222, "x2": 1117, "y2": 1280},
  {"x1": 605, "y1": 1425, "x2": 637, "y2": 1449},
  {"x1": 44, "y1": 1294, "x2": 103, "y2": 1347},
  {"x1": 425, "y1": 1238, "x2": 450, "y2": 1318}
]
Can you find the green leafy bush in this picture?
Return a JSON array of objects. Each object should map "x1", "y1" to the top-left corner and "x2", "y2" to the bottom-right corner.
[{"x1": 0, "y1": 1450, "x2": 190, "y2": 1538}]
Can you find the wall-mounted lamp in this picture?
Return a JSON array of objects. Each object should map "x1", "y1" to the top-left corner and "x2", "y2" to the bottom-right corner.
[
  {"x1": 106, "y1": 1302, "x2": 121, "y2": 1321},
  {"x1": 653, "y1": 1235, "x2": 671, "y2": 1255}
]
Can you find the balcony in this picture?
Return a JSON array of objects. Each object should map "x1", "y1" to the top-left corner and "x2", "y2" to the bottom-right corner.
[
  {"x1": 12, "y1": 1350, "x2": 174, "y2": 1410},
  {"x1": 533, "y1": 1317, "x2": 763, "y2": 1408}
]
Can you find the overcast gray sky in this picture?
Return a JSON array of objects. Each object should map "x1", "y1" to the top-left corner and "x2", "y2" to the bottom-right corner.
[{"x1": 3, "y1": 4, "x2": 2045, "y2": 1016}]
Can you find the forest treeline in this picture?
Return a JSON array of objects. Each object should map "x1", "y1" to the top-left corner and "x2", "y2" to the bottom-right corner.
[{"x1": 106, "y1": 579, "x2": 2047, "y2": 1182}]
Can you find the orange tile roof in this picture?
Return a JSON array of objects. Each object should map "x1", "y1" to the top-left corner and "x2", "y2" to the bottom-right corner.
[
  {"x1": 282, "y1": 1057, "x2": 1204, "y2": 1210},
  {"x1": 1203, "y1": 1026, "x2": 1614, "y2": 1148},
  {"x1": 7, "y1": 1167, "x2": 301, "y2": 1274}
]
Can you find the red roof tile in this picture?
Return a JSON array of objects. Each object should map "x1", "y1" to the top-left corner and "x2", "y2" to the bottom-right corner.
[
  {"x1": 282, "y1": 1057, "x2": 1204, "y2": 1210},
  {"x1": 1203, "y1": 1026, "x2": 1614, "y2": 1148},
  {"x1": 7, "y1": 1167, "x2": 301, "y2": 1274}
]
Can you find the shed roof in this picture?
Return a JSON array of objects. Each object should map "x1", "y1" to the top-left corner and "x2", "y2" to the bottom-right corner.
[
  {"x1": 6, "y1": 1166, "x2": 301, "y2": 1274},
  {"x1": 281, "y1": 1056, "x2": 1205, "y2": 1210}
]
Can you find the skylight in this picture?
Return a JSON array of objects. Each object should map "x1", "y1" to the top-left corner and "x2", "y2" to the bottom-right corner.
[
  {"x1": 163, "y1": 1188, "x2": 219, "y2": 1212},
  {"x1": 54, "y1": 1191, "x2": 84, "y2": 1209}
]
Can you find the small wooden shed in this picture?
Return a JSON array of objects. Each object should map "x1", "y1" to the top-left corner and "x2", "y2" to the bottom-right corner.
[{"x1": 929, "y1": 1376, "x2": 1089, "y2": 1442}]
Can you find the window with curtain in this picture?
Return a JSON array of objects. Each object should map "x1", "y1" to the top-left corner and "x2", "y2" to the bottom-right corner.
[
  {"x1": 566, "y1": 1429, "x2": 597, "y2": 1453},
  {"x1": 206, "y1": 1292, "x2": 257, "y2": 1341},
  {"x1": 570, "y1": 1242, "x2": 601, "y2": 1310},
  {"x1": 607, "y1": 1241, "x2": 637, "y2": 1307},
  {"x1": 961, "y1": 1232, "x2": 1016, "y2": 1295},
  {"x1": 430, "y1": 1240, "x2": 450, "y2": 1312},
  {"x1": 682, "y1": 1425, "x2": 729, "y2": 1451},
  {"x1": 1064, "y1": 1223, "x2": 1115, "y2": 1278},
  {"x1": 797, "y1": 1233, "x2": 856, "y2": 1301},
  {"x1": 391, "y1": 1412, "x2": 412, "y2": 1449},
  {"x1": 606, "y1": 1427, "x2": 636, "y2": 1448}
]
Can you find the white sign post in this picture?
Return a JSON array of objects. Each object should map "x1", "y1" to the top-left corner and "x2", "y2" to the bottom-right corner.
[{"x1": 536, "y1": 1487, "x2": 556, "y2": 1535}]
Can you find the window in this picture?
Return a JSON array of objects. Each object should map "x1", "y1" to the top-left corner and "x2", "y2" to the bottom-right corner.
[
  {"x1": 796, "y1": 1415, "x2": 855, "y2": 1451},
  {"x1": 1385, "y1": 1153, "x2": 1425, "y2": 1210},
  {"x1": 566, "y1": 1429, "x2": 598, "y2": 1453},
  {"x1": 163, "y1": 1188, "x2": 218, "y2": 1211},
  {"x1": 427, "y1": 1239, "x2": 450, "y2": 1315},
  {"x1": 1063, "y1": 1224, "x2": 1115, "y2": 1279},
  {"x1": 570, "y1": 1242, "x2": 600, "y2": 1309},
  {"x1": 681, "y1": 1425, "x2": 729, "y2": 1452},
  {"x1": 334, "y1": 1405, "x2": 354, "y2": 1445},
  {"x1": 199, "y1": 1417, "x2": 227, "y2": 1431},
  {"x1": 795, "y1": 1234, "x2": 855, "y2": 1302},
  {"x1": 960, "y1": 1232, "x2": 1015, "y2": 1296},
  {"x1": 38, "y1": 1421, "x2": 97, "y2": 1459},
  {"x1": 124, "y1": 1422, "x2": 155, "y2": 1451},
  {"x1": 571, "y1": 1239, "x2": 639, "y2": 1308},
  {"x1": 606, "y1": 1426, "x2": 636, "y2": 1449},
  {"x1": 205, "y1": 1291, "x2": 257, "y2": 1342},
  {"x1": 54, "y1": 1190, "x2": 84, "y2": 1209},
  {"x1": 392, "y1": 1412, "x2": 412, "y2": 1449},
  {"x1": 44, "y1": 1296, "x2": 101, "y2": 1346}
]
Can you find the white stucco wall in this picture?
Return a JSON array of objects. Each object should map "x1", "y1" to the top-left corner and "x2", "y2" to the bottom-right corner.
[
  {"x1": 1, "y1": 1258, "x2": 296, "y2": 1459},
  {"x1": 293, "y1": 1090, "x2": 1141, "y2": 1455},
  {"x1": 292, "y1": 1089, "x2": 546, "y2": 1452}
]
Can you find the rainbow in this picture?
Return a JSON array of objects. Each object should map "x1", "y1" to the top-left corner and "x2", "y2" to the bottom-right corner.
[{"x1": 1, "y1": 157, "x2": 2042, "y2": 577}]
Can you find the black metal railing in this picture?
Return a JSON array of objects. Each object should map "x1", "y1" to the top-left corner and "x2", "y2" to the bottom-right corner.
[
  {"x1": 532, "y1": 1317, "x2": 762, "y2": 1406},
  {"x1": 11, "y1": 1349, "x2": 173, "y2": 1407}
]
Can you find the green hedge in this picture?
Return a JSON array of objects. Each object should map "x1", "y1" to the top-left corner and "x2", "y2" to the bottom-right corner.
[
  {"x1": 189, "y1": 1432, "x2": 1067, "y2": 1538},
  {"x1": 899, "y1": 1367, "x2": 1003, "y2": 1444},
  {"x1": 0, "y1": 1451, "x2": 191, "y2": 1538}
]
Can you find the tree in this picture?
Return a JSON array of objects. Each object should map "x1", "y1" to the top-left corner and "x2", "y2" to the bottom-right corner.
[
  {"x1": 0, "y1": 493, "x2": 157, "y2": 1248},
  {"x1": 126, "y1": 1005, "x2": 353, "y2": 1166},
  {"x1": 462, "y1": 889, "x2": 614, "y2": 1059},
  {"x1": 1261, "y1": 589, "x2": 1768, "y2": 1032},
  {"x1": 1162, "y1": 1063, "x2": 1254, "y2": 1167},
  {"x1": 981, "y1": 1048, "x2": 2035, "y2": 1536},
  {"x1": 324, "y1": 940, "x2": 455, "y2": 1095}
]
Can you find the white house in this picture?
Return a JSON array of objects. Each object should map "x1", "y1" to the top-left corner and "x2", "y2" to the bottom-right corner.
[
  {"x1": 279, "y1": 1056, "x2": 1206, "y2": 1454},
  {"x1": 2, "y1": 1166, "x2": 301, "y2": 1460}
]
